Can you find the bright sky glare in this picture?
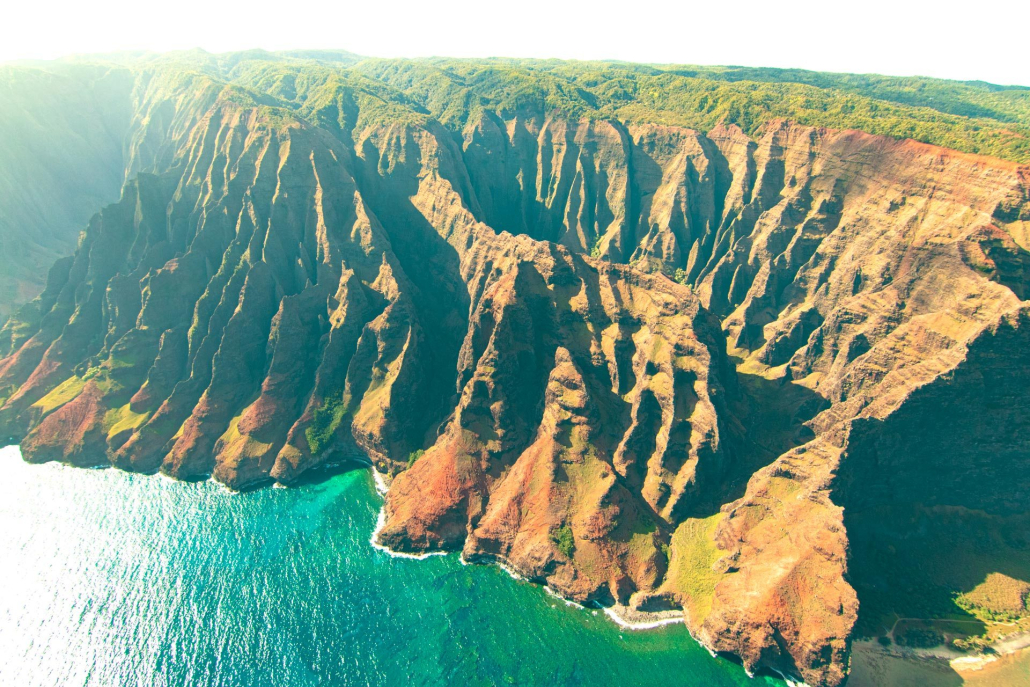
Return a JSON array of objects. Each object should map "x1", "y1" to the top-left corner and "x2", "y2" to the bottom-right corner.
[{"x1": 3, "y1": 0, "x2": 1028, "y2": 86}]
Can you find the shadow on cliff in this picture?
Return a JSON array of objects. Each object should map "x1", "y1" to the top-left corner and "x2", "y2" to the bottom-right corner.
[
  {"x1": 283, "y1": 457, "x2": 374, "y2": 488},
  {"x1": 680, "y1": 363, "x2": 830, "y2": 521},
  {"x1": 350, "y1": 134, "x2": 473, "y2": 449},
  {"x1": 846, "y1": 645, "x2": 966, "y2": 687},
  {"x1": 834, "y1": 316, "x2": 1030, "y2": 644}
]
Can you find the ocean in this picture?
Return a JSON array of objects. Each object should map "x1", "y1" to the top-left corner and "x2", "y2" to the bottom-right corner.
[{"x1": 0, "y1": 445, "x2": 779, "y2": 686}]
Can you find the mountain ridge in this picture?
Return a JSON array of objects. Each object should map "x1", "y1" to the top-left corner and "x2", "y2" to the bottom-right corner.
[{"x1": 1, "y1": 52, "x2": 1029, "y2": 686}]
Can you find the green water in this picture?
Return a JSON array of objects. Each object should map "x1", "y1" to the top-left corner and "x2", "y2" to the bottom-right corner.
[{"x1": 0, "y1": 445, "x2": 779, "y2": 687}]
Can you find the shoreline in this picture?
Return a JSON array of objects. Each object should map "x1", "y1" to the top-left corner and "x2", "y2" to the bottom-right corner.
[
  {"x1": 367, "y1": 468, "x2": 688, "y2": 631},
  {"x1": 25, "y1": 450, "x2": 1024, "y2": 687},
  {"x1": 367, "y1": 468, "x2": 447, "y2": 560},
  {"x1": 601, "y1": 605, "x2": 684, "y2": 631},
  {"x1": 1, "y1": 449, "x2": 796, "y2": 683},
  {"x1": 362, "y1": 468, "x2": 783, "y2": 680},
  {"x1": 852, "y1": 628, "x2": 1030, "y2": 683}
]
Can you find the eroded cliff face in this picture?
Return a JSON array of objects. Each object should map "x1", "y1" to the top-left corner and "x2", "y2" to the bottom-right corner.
[
  {"x1": 0, "y1": 64, "x2": 236, "y2": 321},
  {"x1": 1, "y1": 67, "x2": 1028, "y2": 687}
]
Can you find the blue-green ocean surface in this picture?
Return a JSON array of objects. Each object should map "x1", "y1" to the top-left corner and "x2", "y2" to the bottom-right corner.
[{"x1": 0, "y1": 445, "x2": 781, "y2": 687}]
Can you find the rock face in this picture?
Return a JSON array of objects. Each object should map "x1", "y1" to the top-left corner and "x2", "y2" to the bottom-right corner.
[{"x1": 1, "y1": 58, "x2": 1029, "y2": 686}]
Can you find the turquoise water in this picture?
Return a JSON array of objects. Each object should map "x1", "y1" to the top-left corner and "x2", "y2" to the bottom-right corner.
[{"x1": 0, "y1": 445, "x2": 779, "y2": 687}]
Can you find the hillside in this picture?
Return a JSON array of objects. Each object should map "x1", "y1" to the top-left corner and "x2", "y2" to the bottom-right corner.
[
  {"x1": 2, "y1": 51, "x2": 1027, "y2": 324},
  {"x1": 1, "y1": 51, "x2": 1029, "y2": 686}
]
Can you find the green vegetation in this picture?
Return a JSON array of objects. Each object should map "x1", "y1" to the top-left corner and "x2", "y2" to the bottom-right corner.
[
  {"x1": 956, "y1": 573, "x2": 1030, "y2": 623},
  {"x1": 850, "y1": 505, "x2": 1030, "y2": 649},
  {"x1": 664, "y1": 513, "x2": 725, "y2": 625},
  {"x1": 0, "y1": 63, "x2": 133, "y2": 320},
  {"x1": 552, "y1": 524, "x2": 575, "y2": 558},
  {"x1": 406, "y1": 448, "x2": 425, "y2": 469},
  {"x1": 3, "y1": 50, "x2": 1028, "y2": 321},
  {"x1": 81, "y1": 365, "x2": 121, "y2": 394},
  {"x1": 347, "y1": 58, "x2": 1030, "y2": 162},
  {"x1": 0, "y1": 384, "x2": 14, "y2": 407},
  {"x1": 667, "y1": 65, "x2": 1030, "y2": 124},
  {"x1": 305, "y1": 393, "x2": 347, "y2": 456},
  {"x1": 894, "y1": 626, "x2": 944, "y2": 649},
  {"x1": 103, "y1": 403, "x2": 150, "y2": 438},
  {"x1": 32, "y1": 50, "x2": 1020, "y2": 164},
  {"x1": 212, "y1": 53, "x2": 1030, "y2": 161},
  {"x1": 31, "y1": 376, "x2": 85, "y2": 414}
]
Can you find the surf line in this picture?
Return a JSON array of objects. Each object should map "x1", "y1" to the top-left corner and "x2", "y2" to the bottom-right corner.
[
  {"x1": 366, "y1": 465, "x2": 719, "y2": 649},
  {"x1": 368, "y1": 468, "x2": 447, "y2": 560},
  {"x1": 601, "y1": 607, "x2": 683, "y2": 631}
]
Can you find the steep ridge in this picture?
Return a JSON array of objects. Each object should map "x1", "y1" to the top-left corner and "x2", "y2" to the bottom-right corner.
[
  {"x1": 0, "y1": 64, "x2": 132, "y2": 320},
  {"x1": 0, "y1": 62, "x2": 252, "y2": 321},
  {"x1": 1, "y1": 60, "x2": 1029, "y2": 686},
  {"x1": 438, "y1": 111, "x2": 1030, "y2": 682}
]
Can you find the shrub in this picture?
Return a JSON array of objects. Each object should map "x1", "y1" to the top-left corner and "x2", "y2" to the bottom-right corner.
[
  {"x1": 305, "y1": 393, "x2": 346, "y2": 456},
  {"x1": 553, "y1": 525, "x2": 575, "y2": 558}
]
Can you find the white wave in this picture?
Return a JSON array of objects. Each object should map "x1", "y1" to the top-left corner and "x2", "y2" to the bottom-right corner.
[{"x1": 601, "y1": 607, "x2": 683, "y2": 630}]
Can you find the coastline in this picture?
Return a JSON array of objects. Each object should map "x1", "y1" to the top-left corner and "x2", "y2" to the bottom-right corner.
[
  {"x1": 367, "y1": 468, "x2": 447, "y2": 560},
  {"x1": 850, "y1": 630, "x2": 1030, "y2": 686},
  {"x1": 364, "y1": 467, "x2": 789, "y2": 682},
  {"x1": 1, "y1": 448, "x2": 800, "y2": 684},
  {"x1": 19, "y1": 452, "x2": 1026, "y2": 687},
  {"x1": 0, "y1": 444, "x2": 770, "y2": 687},
  {"x1": 367, "y1": 469, "x2": 686, "y2": 630},
  {"x1": 601, "y1": 605, "x2": 684, "y2": 631}
]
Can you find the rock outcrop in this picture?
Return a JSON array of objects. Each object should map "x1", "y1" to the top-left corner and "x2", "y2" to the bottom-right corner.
[{"x1": 1, "y1": 57, "x2": 1029, "y2": 686}]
